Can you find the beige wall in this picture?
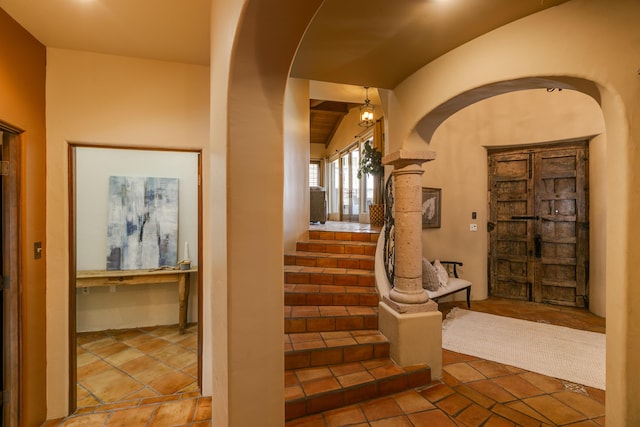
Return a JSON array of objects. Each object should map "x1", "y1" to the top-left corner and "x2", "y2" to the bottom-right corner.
[
  {"x1": 423, "y1": 89, "x2": 606, "y2": 316},
  {"x1": 0, "y1": 7, "x2": 47, "y2": 426},
  {"x1": 45, "y1": 48, "x2": 210, "y2": 417},
  {"x1": 283, "y1": 78, "x2": 311, "y2": 251},
  {"x1": 388, "y1": 0, "x2": 639, "y2": 423}
]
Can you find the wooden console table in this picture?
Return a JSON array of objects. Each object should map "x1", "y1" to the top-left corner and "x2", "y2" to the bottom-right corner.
[{"x1": 76, "y1": 267, "x2": 198, "y2": 333}]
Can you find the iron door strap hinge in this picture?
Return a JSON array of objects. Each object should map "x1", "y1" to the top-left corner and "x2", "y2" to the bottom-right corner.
[{"x1": 0, "y1": 160, "x2": 9, "y2": 176}]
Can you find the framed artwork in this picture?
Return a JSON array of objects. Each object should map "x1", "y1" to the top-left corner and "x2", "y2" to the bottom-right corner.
[
  {"x1": 106, "y1": 176, "x2": 179, "y2": 270},
  {"x1": 421, "y1": 187, "x2": 441, "y2": 229}
]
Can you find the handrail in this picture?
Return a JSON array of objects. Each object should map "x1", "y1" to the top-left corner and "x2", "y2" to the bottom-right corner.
[{"x1": 383, "y1": 175, "x2": 395, "y2": 286}]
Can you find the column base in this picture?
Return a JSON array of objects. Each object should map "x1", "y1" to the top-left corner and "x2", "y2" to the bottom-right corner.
[{"x1": 378, "y1": 301, "x2": 443, "y2": 379}]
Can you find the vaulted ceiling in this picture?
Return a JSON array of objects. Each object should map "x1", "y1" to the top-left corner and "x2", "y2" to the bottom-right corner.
[{"x1": 0, "y1": 0, "x2": 569, "y2": 145}]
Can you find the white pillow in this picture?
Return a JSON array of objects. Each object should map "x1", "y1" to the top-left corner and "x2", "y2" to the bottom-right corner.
[
  {"x1": 422, "y1": 258, "x2": 440, "y2": 291},
  {"x1": 433, "y1": 260, "x2": 450, "y2": 288}
]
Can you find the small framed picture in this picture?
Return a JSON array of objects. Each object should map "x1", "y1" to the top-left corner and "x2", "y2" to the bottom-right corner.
[{"x1": 421, "y1": 187, "x2": 441, "y2": 228}]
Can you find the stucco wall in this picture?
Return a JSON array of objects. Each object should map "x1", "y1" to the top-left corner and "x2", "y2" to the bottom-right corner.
[
  {"x1": 45, "y1": 48, "x2": 210, "y2": 417},
  {"x1": 0, "y1": 7, "x2": 47, "y2": 426},
  {"x1": 388, "y1": 0, "x2": 639, "y2": 423},
  {"x1": 422, "y1": 88, "x2": 606, "y2": 317},
  {"x1": 283, "y1": 78, "x2": 311, "y2": 252}
]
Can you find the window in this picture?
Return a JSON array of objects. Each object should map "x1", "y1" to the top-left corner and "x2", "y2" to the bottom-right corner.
[{"x1": 309, "y1": 161, "x2": 321, "y2": 187}]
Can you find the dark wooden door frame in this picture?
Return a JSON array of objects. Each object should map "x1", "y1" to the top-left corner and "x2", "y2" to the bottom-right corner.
[
  {"x1": 67, "y1": 144, "x2": 204, "y2": 413},
  {"x1": 2, "y1": 125, "x2": 22, "y2": 427}
]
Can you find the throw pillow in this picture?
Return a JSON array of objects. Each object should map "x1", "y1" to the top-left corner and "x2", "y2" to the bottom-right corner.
[
  {"x1": 433, "y1": 260, "x2": 450, "y2": 288},
  {"x1": 422, "y1": 258, "x2": 440, "y2": 291}
]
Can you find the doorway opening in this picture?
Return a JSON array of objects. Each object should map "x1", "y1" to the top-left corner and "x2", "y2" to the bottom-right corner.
[
  {"x1": 1, "y1": 125, "x2": 21, "y2": 426},
  {"x1": 488, "y1": 141, "x2": 589, "y2": 307},
  {"x1": 68, "y1": 145, "x2": 203, "y2": 412}
]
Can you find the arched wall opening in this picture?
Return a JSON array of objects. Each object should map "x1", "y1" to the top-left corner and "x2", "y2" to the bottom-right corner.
[
  {"x1": 214, "y1": 0, "x2": 639, "y2": 425},
  {"x1": 412, "y1": 81, "x2": 607, "y2": 318}
]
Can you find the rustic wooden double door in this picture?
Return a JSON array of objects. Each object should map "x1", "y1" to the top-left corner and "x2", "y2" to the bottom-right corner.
[{"x1": 488, "y1": 143, "x2": 589, "y2": 307}]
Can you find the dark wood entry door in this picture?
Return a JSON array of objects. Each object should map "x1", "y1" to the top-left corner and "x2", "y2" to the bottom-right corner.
[{"x1": 488, "y1": 143, "x2": 589, "y2": 307}]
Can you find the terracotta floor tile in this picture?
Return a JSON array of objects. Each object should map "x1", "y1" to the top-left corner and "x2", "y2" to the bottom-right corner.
[
  {"x1": 369, "y1": 363, "x2": 405, "y2": 379},
  {"x1": 103, "y1": 347, "x2": 145, "y2": 366},
  {"x1": 551, "y1": 390, "x2": 605, "y2": 418},
  {"x1": 369, "y1": 415, "x2": 413, "y2": 426},
  {"x1": 455, "y1": 403, "x2": 492, "y2": 426},
  {"x1": 149, "y1": 398, "x2": 197, "y2": 426},
  {"x1": 468, "y1": 360, "x2": 513, "y2": 378},
  {"x1": 285, "y1": 385, "x2": 305, "y2": 400},
  {"x1": 393, "y1": 390, "x2": 436, "y2": 414},
  {"x1": 61, "y1": 413, "x2": 110, "y2": 426},
  {"x1": 503, "y1": 401, "x2": 555, "y2": 425},
  {"x1": 91, "y1": 341, "x2": 130, "y2": 358},
  {"x1": 285, "y1": 413, "x2": 326, "y2": 427},
  {"x1": 337, "y1": 371, "x2": 375, "y2": 387},
  {"x1": 120, "y1": 354, "x2": 157, "y2": 375},
  {"x1": 483, "y1": 414, "x2": 517, "y2": 427},
  {"x1": 290, "y1": 332, "x2": 323, "y2": 343},
  {"x1": 104, "y1": 405, "x2": 155, "y2": 426},
  {"x1": 443, "y1": 362, "x2": 486, "y2": 382},
  {"x1": 133, "y1": 362, "x2": 175, "y2": 384},
  {"x1": 492, "y1": 403, "x2": 550, "y2": 427},
  {"x1": 436, "y1": 393, "x2": 472, "y2": 417},
  {"x1": 420, "y1": 383, "x2": 456, "y2": 403},
  {"x1": 302, "y1": 377, "x2": 342, "y2": 395},
  {"x1": 323, "y1": 405, "x2": 367, "y2": 427},
  {"x1": 522, "y1": 394, "x2": 588, "y2": 425},
  {"x1": 360, "y1": 397, "x2": 403, "y2": 421},
  {"x1": 76, "y1": 351, "x2": 101, "y2": 368},
  {"x1": 492, "y1": 375, "x2": 545, "y2": 399},
  {"x1": 292, "y1": 340, "x2": 326, "y2": 351},
  {"x1": 77, "y1": 359, "x2": 112, "y2": 380},
  {"x1": 453, "y1": 384, "x2": 496, "y2": 408},
  {"x1": 296, "y1": 366, "x2": 333, "y2": 383},
  {"x1": 81, "y1": 369, "x2": 144, "y2": 403},
  {"x1": 408, "y1": 409, "x2": 458, "y2": 426},
  {"x1": 148, "y1": 370, "x2": 196, "y2": 395},
  {"x1": 518, "y1": 371, "x2": 565, "y2": 393},
  {"x1": 467, "y1": 380, "x2": 517, "y2": 403},
  {"x1": 330, "y1": 362, "x2": 366, "y2": 377},
  {"x1": 325, "y1": 337, "x2": 357, "y2": 347}
]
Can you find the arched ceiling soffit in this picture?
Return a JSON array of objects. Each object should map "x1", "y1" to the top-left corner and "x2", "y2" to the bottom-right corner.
[{"x1": 414, "y1": 76, "x2": 601, "y2": 143}]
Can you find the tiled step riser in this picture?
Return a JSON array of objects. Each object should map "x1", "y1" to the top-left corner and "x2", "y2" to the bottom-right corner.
[
  {"x1": 309, "y1": 230, "x2": 379, "y2": 243},
  {"x1": 285, "y1": 316, "x2": 378, "y2": 334},
  {"x1": 285, "y1": 292, "x2": 379, "y2": 307},
  {"x1": 285, "y1": 255, "x2": 374, "y2": 271},
  {"x1": 285, "y1": 272, "x2": 374, "y2": 287},
  {"x1": 296, "y1": 242, "x2": 376, "y2": 256},
  {"x1": 285, "y1": 368, "x2": 431, "y2": 420},
  {"x1": 285, "y1": 343, "x2": 390, "y2": 370}
]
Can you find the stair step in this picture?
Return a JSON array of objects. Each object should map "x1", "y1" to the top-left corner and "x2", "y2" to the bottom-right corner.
[
  {"x1": 284, "y1": 252, "x2": 374, "y2": 271},
  {"x1": 309, "y1": 230, "x2": 380, "y2": 243},
  {"x1": 284, "y1": 284, "x2": 379, "y2": 307},
  {"x1": 284, "y1": 306, "x2": 378, "y2": 333},
  {"x1": 285, "y1": 331, "x2": 390, "y2": 370},
  {"x1": 285, "y1": 359, "x2": 431, "y2": 420},
  {"x1": 284, "y1": 265, "x2": 374, "y2": 287},
  {"x1": 296, "y1": 240, "x2": 377, "y2": 256}
]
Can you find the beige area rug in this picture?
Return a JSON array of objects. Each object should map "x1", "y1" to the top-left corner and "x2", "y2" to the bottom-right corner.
[{"x1": 442, "y1": 308, "x2": 605, "y2": 390}]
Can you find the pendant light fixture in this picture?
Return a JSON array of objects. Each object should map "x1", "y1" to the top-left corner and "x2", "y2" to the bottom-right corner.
[{"x1": 359, "y1": 86, "x2": 375, "y2": 128}]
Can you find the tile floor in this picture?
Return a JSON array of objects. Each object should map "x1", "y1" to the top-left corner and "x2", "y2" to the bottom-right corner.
[
  {"x1": 287, "y1": 298, "x2": 606, "y2": 426},
  {"x1": 76, "y1": 323, "x2": 199, "y2": 407},
  {"x1": 44, "y1": 221, "x2": 607, "y2": 426},
  {"x1": 42, "y1": 323, "x2": 211, "y2": 426}
]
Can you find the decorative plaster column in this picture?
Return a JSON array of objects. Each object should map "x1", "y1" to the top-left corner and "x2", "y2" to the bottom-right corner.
[
  {"x1": 378, "y1": 149, "x2": 442, "y2": 377},
  {"x1": 383, "y1": 150, "x2": 436, "y2": 306}
]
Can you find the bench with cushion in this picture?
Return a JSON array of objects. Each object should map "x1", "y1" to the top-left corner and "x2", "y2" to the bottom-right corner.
[{"x1": 422, "y1": 259, "x2": 472, "y2": 308}]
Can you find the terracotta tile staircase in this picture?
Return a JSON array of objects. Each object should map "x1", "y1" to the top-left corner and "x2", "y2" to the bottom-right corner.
[{"x1": 284, "y1": 228, "x2": 432, "y2": 420}]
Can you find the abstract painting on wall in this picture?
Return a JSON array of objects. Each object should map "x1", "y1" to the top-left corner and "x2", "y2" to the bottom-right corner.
[{"x1": 106, "y1": 176, "x2": 179, "y2": 270}]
